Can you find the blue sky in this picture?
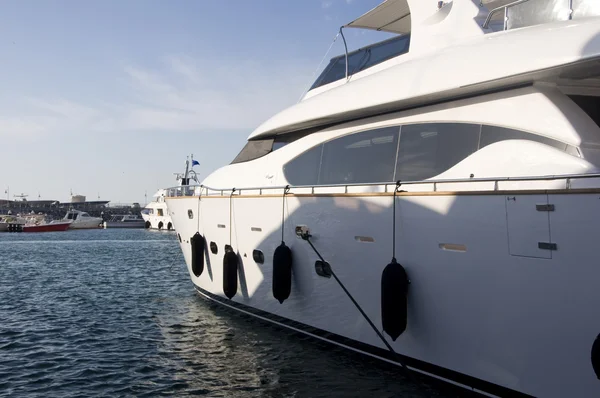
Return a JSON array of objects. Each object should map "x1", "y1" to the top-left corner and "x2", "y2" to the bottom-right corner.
[{"x1": 0, "y1": 0, "x2": 387, "y2": 205}]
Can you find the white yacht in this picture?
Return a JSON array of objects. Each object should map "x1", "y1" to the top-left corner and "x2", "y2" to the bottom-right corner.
[
  {"x1": 102, "y1": 214, "x2": 145, "y2": 229},
  {"x1": 141, "y1": 189, "x2": 174, "y2": 230},
  {"x1": 166, "y1": 1, "x2": 600, "y2": 397},
  {"x1": 61, "y1": 210, "x2": 102, "y2": 229}
]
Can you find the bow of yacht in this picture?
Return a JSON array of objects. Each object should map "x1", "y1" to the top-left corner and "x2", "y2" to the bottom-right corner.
[{"x1": 165, "y1": 1, "x2": 600, "y2": 396}]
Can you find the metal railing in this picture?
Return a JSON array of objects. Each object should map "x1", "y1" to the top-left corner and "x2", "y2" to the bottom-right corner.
[
  {"x1": 482, "y1": 0, "x2": 581, "y2": 30},
  {"x1": 164, "y1": 172, "x2": 600, "y2": 198},
  {"x1": 482, "y1": 0, "x2": 532, "y2": 29}
]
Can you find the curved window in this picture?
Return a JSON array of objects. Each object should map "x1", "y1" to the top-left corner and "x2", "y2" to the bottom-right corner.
[
  {"x1": 283, "y1": 144, "x2": 323, "y2": 186},
  {"x1": 231, "y1": 139, "x2": 274, "y2": 164},
  {"x1": 283, "y1": 122, "x2": 576, "y2": 186},
  {"x1": 320, "y1": 127, "x2": 400, "y2": 184},
  {"x1": 480, "y1": 125, "x2": 570, "y2": 152},
  {"x1": 231, "y1": 129, "x2": 317, "y2": 164},
  {"x1": 395, "y1": 123, "x2": 479, "y2": 181}
]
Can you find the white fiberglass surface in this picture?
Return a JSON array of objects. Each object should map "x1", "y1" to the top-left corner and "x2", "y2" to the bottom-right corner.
[
  {"x1": 250, "y1": 17, "x2": 600, "y2": 139},
  {"x1": 220, "y1": 86, "x2": 600, "y2": 193},
  {"x1": 170, "y1": 189, "x2": 600, "y2": 398}
]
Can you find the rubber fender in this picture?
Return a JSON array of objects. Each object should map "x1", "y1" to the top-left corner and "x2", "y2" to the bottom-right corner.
[
  {"x1": 158, "y1": 221, "x2": 163, "y2": 230},
  {"x1": 272, "y1": 242, "x2": 293, "y2": 304},
  {"x1": 190, "y1": 232, "x2": 205, "y2": 277},
  {"x1": 144, "y1": 221, "x2": 151, "y2": 229},
  {"x1": 167, "y1": 222, "x2": 172, "y2": 231},
  {"x1": 381, "y1": 258, "x2": 409, "y2": 341},
  {"x1": 592, "y1": 333, "x2": 600, "y2": 379},
  {"x1": 223, "y1": 249, "x2": 238, "y2": 299}
]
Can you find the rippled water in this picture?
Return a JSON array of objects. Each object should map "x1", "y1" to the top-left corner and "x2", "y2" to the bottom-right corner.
[{"x1": 0, "y1": 229, "x2": 467, "y2": 397}]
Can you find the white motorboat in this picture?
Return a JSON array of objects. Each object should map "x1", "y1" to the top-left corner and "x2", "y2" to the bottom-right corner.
[
  {"x1": 141, "y1": 156, "x2": 200, "y2": 231},
  {"x1": 165, "y1": 1, "x2": 600, "y2": 397},
  {"x1": 141, "y1": 190, "x2": 174, "y2": 230},
  {"x1": 102, "y1": 214, "x2": 145, "y2": 229},
  {"x1": 60, "y1": 210, "x2": 102, "y2": 229},
  {"x1": 0, "y1": 215, "x2": 25, "y2": 232}
]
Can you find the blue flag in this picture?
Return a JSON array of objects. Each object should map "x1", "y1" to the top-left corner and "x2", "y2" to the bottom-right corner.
[{"x1": 192, "y1": 160, "x2": 200, "y2": 167}]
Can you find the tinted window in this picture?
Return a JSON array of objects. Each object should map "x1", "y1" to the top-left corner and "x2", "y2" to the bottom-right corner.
[
  {"x1": 480, "y1": 125, "x2": 568, "y2": 152},
  {"x1": 569, "y1": 95, "x2": 600, "y2": 128},
  {"x1": 273, "y1": 129, "x2": 317, "y2": 151},
  {"x1": 283, "y1": 144, "x2": 323, "y2": 186},
  {"x1": 231, "y1": 139, "x2": 274, "y2": 164},
  {"x1": 320, "y1": 127, "x2": 400, "y2": 184},
  {"x1": 283, "y1": 122, "x2": 578, "y2": 186},
  {"x1": 310, "y1": 35, "x2": 411, "y2": 91},
  {"x1": 395, "y1": 123, "x2": 480, "y2": 181}
]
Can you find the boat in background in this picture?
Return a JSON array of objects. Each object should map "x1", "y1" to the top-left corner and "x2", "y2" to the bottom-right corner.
[
  {"x1": 141, "y1": 189, "x2": 174, "y2": 230},
  {"x1": 103, "y1": 214, "x2": 145, "y2": 229},
  {"x1": 61, "y1": 209, "x2": 103, "y2": 229},
  {"x1": 141, "y1": 155, "x2": 200, "y2": 231},
  {"x1": 23, "y1": 220, "x2": 72, "y2": 232},
  {"x1": 0, "y1": 215, "x2": 25, "y2": 232}
]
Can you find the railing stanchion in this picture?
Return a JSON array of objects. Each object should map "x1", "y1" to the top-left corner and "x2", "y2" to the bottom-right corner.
[{"x1": 340, "y1": 26, "x2": 349, "y2": 80}]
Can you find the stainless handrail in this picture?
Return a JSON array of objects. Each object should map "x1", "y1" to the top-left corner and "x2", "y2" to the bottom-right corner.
[
  {"x1": 165, "y1": 172, "x2": 600, "y2": 197},
  {"x1": 482, "y1": 0, "x2": 532, "y2": 29},
  {"x1": 339, "y1": 26, "x2": 349, "y2": 80}
]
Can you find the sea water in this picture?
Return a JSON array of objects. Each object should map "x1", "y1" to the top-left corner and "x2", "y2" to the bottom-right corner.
[{"x1": 0, "y1": 229, "x2": 465, "y2": 397}]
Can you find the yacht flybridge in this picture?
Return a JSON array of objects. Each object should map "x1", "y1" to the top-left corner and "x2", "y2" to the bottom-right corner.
[{"x1": 166, "y1": 1, "x2": 600, "y2": 397}]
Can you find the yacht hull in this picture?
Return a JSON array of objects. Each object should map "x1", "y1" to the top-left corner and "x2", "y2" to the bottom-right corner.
[
  {"x1": 23, "y1": 222, "x2": 71, "y2": 232},
  {"x1": 167, "y1": 191, "x2": 600, "y2": 398}
]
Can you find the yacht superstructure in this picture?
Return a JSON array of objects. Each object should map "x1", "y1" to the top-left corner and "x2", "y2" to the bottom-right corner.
[{"x1": 166, "y1": 1, "x2": 600, "y2": 397}]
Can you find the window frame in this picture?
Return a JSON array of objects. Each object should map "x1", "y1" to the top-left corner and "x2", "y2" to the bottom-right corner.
[{"x1": 309, "y1": 34, "x2": 411, "y2": 91}]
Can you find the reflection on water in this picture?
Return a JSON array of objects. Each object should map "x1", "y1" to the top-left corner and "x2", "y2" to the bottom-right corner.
[{"x1": 0, "y1": 229, "x2": 465, "y2": 397}]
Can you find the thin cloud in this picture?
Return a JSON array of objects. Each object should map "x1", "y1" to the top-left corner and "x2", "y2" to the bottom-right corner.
[
  {"x1": 0, "y1": 55, "x2": 312, "y2": 138},
  {"x1": 0, "y1": 117, "x2": 46, "y2": 138},
  {"x1": 322, "y1": 1, "x2": 333, "y2": 8}
]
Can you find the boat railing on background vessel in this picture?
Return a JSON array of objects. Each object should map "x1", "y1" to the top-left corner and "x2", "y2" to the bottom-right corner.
[{"x1": 164, "y1": 172, "x2": 600, "y2": 198}]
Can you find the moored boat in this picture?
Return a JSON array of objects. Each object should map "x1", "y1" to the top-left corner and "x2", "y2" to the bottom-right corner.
[
  {"x1": 141, "y1": 190, "x2": 174, "y2": 231},
  {"x1": 165, "y1": 1, "x2": 600, "y2": 397},
  {"x1": 60, "y1": 210, "x2": 103, "y2": 229},
  {"x1": 0, "y1": 216, "x2": 25, "y2": 232},
  {"x1": 23, "y1": 221, "x2": 72, "y2": 232},
  {"x1": 102, "y1": 214, "x2": 145, "y2": 229}
]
